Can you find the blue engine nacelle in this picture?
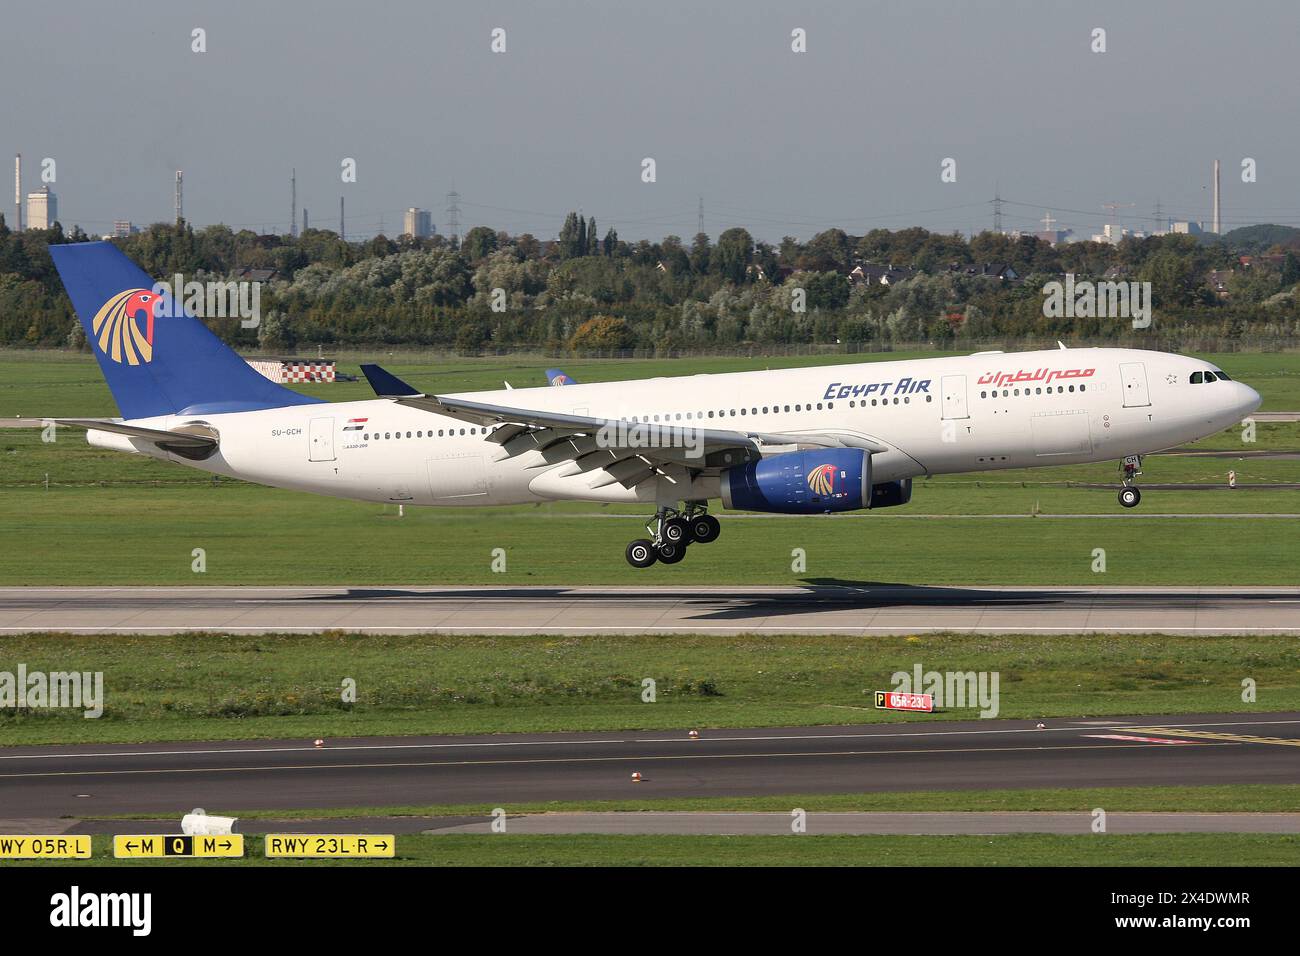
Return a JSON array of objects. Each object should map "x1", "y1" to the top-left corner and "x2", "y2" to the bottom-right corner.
[{"x1": 721, "y1": 448, "x2": 872, "y2": 514}]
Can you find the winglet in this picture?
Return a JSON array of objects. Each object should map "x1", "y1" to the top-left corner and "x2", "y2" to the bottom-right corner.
[{"x1": 360, "y1": 364, "x2": 423, "y2": 398}]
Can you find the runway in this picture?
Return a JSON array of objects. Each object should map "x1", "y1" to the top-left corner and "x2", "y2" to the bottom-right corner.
[
  {"x1": 3, "y1": 585, "x2": 1300, "y2": 635},
  {"x1": 1, "y1": 713, "x2": 1297, "y2": 819}
]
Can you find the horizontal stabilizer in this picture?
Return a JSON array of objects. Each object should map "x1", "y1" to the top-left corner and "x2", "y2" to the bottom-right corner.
[
  {"x1": 56, "y1": 419, "x2": 218, "y2": 448},
  {"x1": 57, "y1": 418, "x2": 220, "y2": 462}
]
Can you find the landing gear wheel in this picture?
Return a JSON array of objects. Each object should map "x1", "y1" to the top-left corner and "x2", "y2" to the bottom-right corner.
[
  {"x1": 655, "y1": 541, "x2": 688, "y2": 564},
  {"x1": 688, "y1": 514, "x2": 721, "y2": 544},
  {"x1": 660, "y1": 517, "x2": 689, "y2": 545},
  {"x1": 1118, "y1": 487, "x2": 1141, "y2": 509},
  {"x1": 626, "y1": 539, "x2": 658, "y2": 568}
]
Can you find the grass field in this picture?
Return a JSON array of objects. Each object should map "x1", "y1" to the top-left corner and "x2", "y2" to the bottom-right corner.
[
  {"x1": 5, "y1": 422, "x2": 1300, "y2": 492},
  {"x1": 3, "y1": 481, "x2": 1299, "y2": 585},
  {"x1": 113, "y1": 783, "x2": 1297, "y2": 819},
  {"x1": 4, "y1": 350, "x2": 1295, "y2": 871},
  {"x1": 7, "y1": 832, "x2": 1298, "y2": 867},
  {"x1": 4, "y1": 347, "x2": 1300, "y2": 414},
  {"x1": 1, "y1": 348, "x2": 1297, "y2": 587},
  {"x1": 1, "y1": 349, "x2": 945, "y2": 418},
  {"x1": 1, "y1": 631, "x2": 1294, "y2": 744}
]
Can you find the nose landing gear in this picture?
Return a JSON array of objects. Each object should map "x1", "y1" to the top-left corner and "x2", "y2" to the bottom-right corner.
[
  {"x1": 1118, "y1": 455, "x2": 1142, "y2": 508},
  {"x1": 624, "y1": 503, "x2": 721, "y2": 567}
]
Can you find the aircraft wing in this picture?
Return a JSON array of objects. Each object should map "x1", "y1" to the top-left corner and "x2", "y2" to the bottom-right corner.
[
  {"x1": 426, "y1": 394, "x2": 886, "y2": 451},
  {"x1": 361, "y1": 363, "x2": 887, "y2": 488}
]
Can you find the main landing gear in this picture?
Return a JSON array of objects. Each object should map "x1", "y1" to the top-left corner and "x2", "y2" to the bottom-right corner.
[
  {"x1": 625, "y1": 503, "x2": 721, "y2": 567},
  {"x1": 1118, "y1": 455, "x2": 1142, "y2": 509}
]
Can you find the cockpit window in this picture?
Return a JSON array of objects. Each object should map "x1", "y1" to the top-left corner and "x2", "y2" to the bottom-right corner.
[
  {"x1": 1190, "y1": 371, "x2": 1204, "y2": 384},
  {"x1": 1214, "y1": 369, "x2": 1232, "y2": 380},
  {"x1": 1205, "y1": 371, "x2": 1218, "y2": 382}
]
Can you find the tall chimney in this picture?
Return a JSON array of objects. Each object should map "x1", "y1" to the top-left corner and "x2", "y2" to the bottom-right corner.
[
  {"x1": 14, "y1": 153, "x2": 22, "y2": 232},
  {"x1": 1212, "y1": 159, "x2": 1221, "y2": 234},
  {"x1": 174, "y1": 170, "x2": 184, "y2": 225}
]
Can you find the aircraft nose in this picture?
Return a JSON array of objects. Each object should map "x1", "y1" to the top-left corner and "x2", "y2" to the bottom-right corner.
[{"x1": 1236, "y1": 382, "x2": 1262, "y2": 417}]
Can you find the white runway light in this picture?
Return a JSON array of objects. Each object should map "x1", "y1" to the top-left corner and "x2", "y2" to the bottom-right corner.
[{"x1": 182, "y1": 808, "x2": 238, "y2": 835}]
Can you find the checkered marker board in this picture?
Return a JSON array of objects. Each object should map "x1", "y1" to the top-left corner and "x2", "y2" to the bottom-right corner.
[
  {"x1": 247, "y1": 359, "x2": 336, "y2": 383},
  {"x1": 283, "y1": 362, "x2": 335, "y2": 383}
]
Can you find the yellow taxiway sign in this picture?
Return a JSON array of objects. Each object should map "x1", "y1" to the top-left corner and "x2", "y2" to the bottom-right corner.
[
  {"x1": 0, "y1": 835, "x2": 92, "y2": 859},
  {"x1": 264, "y1": 834, "x2": 395, "y2": 858},
  {"x1": 113, "y1": 834, "x2": 244, "y2": 858}
]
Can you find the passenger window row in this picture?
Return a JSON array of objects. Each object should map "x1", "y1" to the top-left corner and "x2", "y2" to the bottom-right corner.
[
  {"x1": 625, "y1": 395, "x2": 933, "y2": 422},
  {"x1": 364, "y1": 388, "x2": 950, "y2": 443},
  {"x1": 363, "y1": 427, "x2": 489, "y2": 441},
  {"x1": 980, "y1": 384, "x2": 1086, "y2": 398}
]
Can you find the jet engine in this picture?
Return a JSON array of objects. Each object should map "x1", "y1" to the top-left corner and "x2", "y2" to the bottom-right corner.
[
  {"x1": 720, "y1": 448, "x2": 913, "y2": 514},
  {"x1": 721, "y1": 448, "x2": 869, "y2": 514}
]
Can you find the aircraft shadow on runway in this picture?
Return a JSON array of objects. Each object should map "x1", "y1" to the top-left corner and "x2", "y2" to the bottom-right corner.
[{"x1": 292, "y1": 580, "x2": 1298, "y2": 624}]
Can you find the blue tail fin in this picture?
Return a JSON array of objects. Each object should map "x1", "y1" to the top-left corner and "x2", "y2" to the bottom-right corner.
[
  {"x1": 49, "y1": 242, "x2": 323, "y2": 419},
  {"x1": 545, "y1": 368, "x2": 577, "y2": 386}
]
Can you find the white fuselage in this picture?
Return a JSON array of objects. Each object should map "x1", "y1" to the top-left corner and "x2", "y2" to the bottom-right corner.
[{"x1": 87, "y1": 348, "x2": 1260, "y2": 508}]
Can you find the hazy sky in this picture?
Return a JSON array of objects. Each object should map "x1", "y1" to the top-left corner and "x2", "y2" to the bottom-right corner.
[{"x1": 4, "y1": 0, "x2": 1299, "y2": 243}]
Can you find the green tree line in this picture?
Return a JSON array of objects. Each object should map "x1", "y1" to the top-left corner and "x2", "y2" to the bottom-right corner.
[{"x1": 2, "y1": 212, "x2": 1299, "y2": 352}]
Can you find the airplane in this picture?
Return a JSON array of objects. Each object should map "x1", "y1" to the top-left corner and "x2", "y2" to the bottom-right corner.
[{"x1": 48, "y1": 242, "x2": 1261, "y2": 568}]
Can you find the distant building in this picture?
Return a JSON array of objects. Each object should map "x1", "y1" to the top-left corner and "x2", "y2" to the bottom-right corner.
[
  {"x1": 987, "y1": 264, "x2": 1020, "y2": 281},
  {"x1": 1089, "y1": 224, "x2": 1143, "y2": 245},
  {"x1": 26, "y1": 186, "x2": 56, "y2": 229},
  {"x1": 850, "y1": 263, "x2": 914, "y2": 286},
  {"x1": 1239, "y1": 254, "x2": 1288, "y2": 270},
  {"x1": 403, "y1": 207, "x2": 433, "y2": 238},
  {"x1": 233, "y1": 267, "x2": 281, "y2": 283},
  {"x1": 1170, "y1": 221, "x2": 1203, "y2": 235},
  {"x1": 947, "y1": 262, "x2": 1022, "y2": 283},
  {"x1": 112, "y1": 220, "x2": 137, "y2": 238}
]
